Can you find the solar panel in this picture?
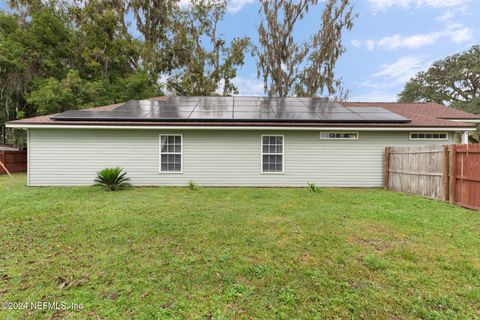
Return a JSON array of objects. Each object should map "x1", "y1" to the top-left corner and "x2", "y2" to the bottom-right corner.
[
  {"x1": 51, "y1": 110, "x2": 150, "y2": 120},
  {"x1": 233, "y1": 105, "x2": 272, "y2": 111},
  {"x1": 115, "y1": 100, "x2": 162, "y2": 112},
  {"x1": 195, "y1": 104, "x2": 233, "y2": 112},
  {"x1": 150, "y1": 105, "x2": 196, "y2": 112},
  {"x1": 316, "y1": 112, "x2": 365, "y2": 121},
  {"x1": 189, "y1": 111, "x2": 233, "y2": 119},
  {"x1": 312, "y1": 105, "x2": 354, "y2": 113},
  {"x1": 51, "y1": 97, "x2": 411, "y2": 123},
  {"x1": 144, "y1": 111, "x2": 192, "y2": 119},
  {"x1": 276, "y1": 112, "x2": 322, "y2": 120},
  {"x1": 233, "y1": 111, "x2": 277, "y2": 120},
  {"x1": 272, "y1": 106, "x2": 317, "y2": 113}
]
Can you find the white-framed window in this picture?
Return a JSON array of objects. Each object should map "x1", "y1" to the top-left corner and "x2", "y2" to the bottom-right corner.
[
  {"x1": 159, "y1": 134, "x2": 183, "y2": 173},
  {"x1": 261, "y1": 135, "x2": 284, "y2": 174},
  {"x1": 320, "y1": 132, "x2": 358, "y2": 140},
  {"x1": 409, "y1": 132, "x2": 448, "y2": 140}
]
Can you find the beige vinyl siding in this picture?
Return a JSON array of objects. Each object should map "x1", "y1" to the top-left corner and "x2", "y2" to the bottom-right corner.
[{"x1": 28, "y1": 129, "x2": 454, "y2": 187}]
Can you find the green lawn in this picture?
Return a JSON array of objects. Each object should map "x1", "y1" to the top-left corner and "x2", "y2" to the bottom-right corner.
[{"x1": 0, "y1": 174, "x2": 479, "y2": 319}]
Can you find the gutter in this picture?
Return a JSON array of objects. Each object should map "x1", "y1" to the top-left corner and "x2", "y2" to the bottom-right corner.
[
  {"x1": 5, "y1": 123, "x2": 475, "y2": 131},
  {"x1": 444, "y1": 119, "x2": 480, "y2": 123}
]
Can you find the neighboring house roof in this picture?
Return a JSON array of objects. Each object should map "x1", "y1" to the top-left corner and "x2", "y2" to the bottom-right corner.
[
  {"x1": 6, "y1": 96, "x2": 480, "y2": 129},
  {"x1": 341, "y1": 101, "x2": 480, "y2": 120}
]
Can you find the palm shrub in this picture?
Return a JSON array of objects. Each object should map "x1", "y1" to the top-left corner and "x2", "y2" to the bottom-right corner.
[{"x1": 94, "y1": 167, "x2": 131, "y2": 191}]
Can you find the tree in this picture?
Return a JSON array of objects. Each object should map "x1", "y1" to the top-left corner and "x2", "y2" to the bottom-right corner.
[
  {"x1": 26, "y1": 69, "x2": 160, "y2": 115},
  {"x1": 0, "y1": 0, "x2": 250, "y2": 145},
  {"x1": 398, "y1": 46, "x2": 480, "y2": 114},
  {"x1": 70, "y1": 0, "x2": 138, "y2": 78},
  {"x1": 0, "y1": 1, "x2": 160, "y2": 144},
  {"x1": 127, "y1": 0, "x2": 180, "y2": 77},
  {"x1": 166, "y1": 0, "x2": 250, "y2": 96},
  {"x1": 0, "y1": 6, "x2": 73, "y2": 144},
  {"x1": 0, "y1": 12, "x2": 26, "y2": 122},
  {"x1": 255, "y1": 0, "x2": 356, "y2": 97}
]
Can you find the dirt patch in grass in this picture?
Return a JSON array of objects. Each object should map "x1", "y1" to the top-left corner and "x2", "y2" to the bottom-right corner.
[{"x1": 348, "y1": 236, "x2": 392, "y2": 252}]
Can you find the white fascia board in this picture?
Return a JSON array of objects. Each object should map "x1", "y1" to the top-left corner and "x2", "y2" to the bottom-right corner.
[
  {"x1": 445, "y1": 119, "x2": 480, "y2": 123},
  {"x1": 5, "y1": 123, "x2": 475, "y2": 131}
]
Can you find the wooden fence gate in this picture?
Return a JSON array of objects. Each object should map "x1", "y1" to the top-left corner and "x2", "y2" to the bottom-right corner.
[
  {"x1": 450, "y1": 144, "x2": 480, "y2": 210},
  {"x1": 385, "y1": 145, "x2": 480, "y2": 211},
  {"x1": 0, "y1": 150, "x2": 27, "y2": 175}
]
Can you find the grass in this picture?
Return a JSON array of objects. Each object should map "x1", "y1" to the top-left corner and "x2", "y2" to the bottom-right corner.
[{"x1": 0, "y1": 174, "x2": 479, "y2": 319}]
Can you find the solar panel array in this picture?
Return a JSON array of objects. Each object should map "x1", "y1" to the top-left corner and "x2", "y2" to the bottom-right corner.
[{"x1": 51, "y1": 96, "x2": 411, "y2": 123}]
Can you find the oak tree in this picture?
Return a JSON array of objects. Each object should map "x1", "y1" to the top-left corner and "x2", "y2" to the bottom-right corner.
[{"x1": 398, "y1": 45, "x2": 480, "y2": 114}]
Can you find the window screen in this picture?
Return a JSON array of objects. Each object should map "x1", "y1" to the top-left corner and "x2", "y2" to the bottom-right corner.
[
  {"x1": 320, "y1": 132, "x2": 358, "y2": 140},
  {"x1": 410, "y1": 132, "x2": 448, "y2": 140},
  {"x1": 160, "y1": 135, "x2": 182, "y2": 173},
  {"x1": 262, "y1": 135, "x2": 283, "y2": 173}
]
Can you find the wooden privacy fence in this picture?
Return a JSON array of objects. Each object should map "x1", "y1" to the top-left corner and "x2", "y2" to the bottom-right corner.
[
  {"x1": 384, "y1": 144, "x2": 480, "y2": 211},
  {"x1": 451, "y1": 144, "x2": 480, "y2": 210},
  {"x1": 0, "y1": 150, "x2": 27, "y2": 175}
]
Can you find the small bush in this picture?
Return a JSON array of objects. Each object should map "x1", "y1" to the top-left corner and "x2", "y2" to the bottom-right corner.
[
  {"x1": 307, "y1": 182, "x2": 318, "y2": 192},
  {"x1": 94, "y1": 167, "x2": 131, "y2": 191},
  {"x1": 188, "y1": 180, "x2": 199, "y2": 190}
]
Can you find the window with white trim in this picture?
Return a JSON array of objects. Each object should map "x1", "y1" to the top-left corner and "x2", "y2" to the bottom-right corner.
[
  {"x1": 261, "y1": 135, "x2": 284, "y2": 173},
  {"x1": 320, "y1": 132, "x2": 358, "y2": 140},
  {"x1": 409, "y1": 132, "x2": 448, "y2": 140},
  {"x1": 160, "y1": 135, "x2": 182, "y2": 173}
]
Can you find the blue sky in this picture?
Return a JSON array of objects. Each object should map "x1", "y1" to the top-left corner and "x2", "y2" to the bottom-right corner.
[
  {"x1": 209, "y1": 0, "x2": 480, "y2": 101},
  {"x1": 2, "y1": 0, "x2": 478, "y2": 101}
]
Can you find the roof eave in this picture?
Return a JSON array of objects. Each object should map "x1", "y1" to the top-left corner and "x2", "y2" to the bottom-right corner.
[
  {"x1": 5, "y1": 122, "x2": 475, "y2": 131},
  {"x1": 442, "y1": 118, "x2": 480, "y2": 123}
]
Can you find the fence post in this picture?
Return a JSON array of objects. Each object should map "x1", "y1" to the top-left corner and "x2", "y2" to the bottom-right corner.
[
  {"x1": 384, "y1": 147, "x2": 390, "y2": 189},
  {"x1": 0, "y1": 151, "x2": 4, "y2": 174},
  {"x1": 449, "y1": 145, "x2": 457, "y2": 205},
  {"x1": 0, "y1": 151, "x2": 12, "y2": 177},
  {"x1": 442, "y1": 145, "x2": 449, "y2": 201}
]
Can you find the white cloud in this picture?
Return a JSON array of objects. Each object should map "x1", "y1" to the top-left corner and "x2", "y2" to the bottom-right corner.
[
  {"x1": 377, "y1": 33, "x2": 442, "y2": 49},
  {"x1": 351, "y1": 40, "x2": 363, "y2": 48},
  {"x1": 349, "y1": 91, "x2": 397, "y2": 102},
  {"x1": 349, "y1": 55, "x2": 431, "y2": 102},
  {"x1": 366, "y1": 40, "x2": 375, "y2": 50},
  {"x1": 349, "y1": 56, "x2": 430, "y2": 102},
  {"x1": 436, "y1": 10, "x2": 455, "y2": 22},
  {"x1": 178, "y1": 0, "x2": 255, "y2": 13},
  {"x1": 367, "y1": 0, "x2": 471, "y2": 11},
  {"x1": 435, "y1": 5, "x2": 471, "y2": 22},
  {"x1": 372, "y1": 55, "x2": 429, "y2": 84},
  {"x1": 351, "y1": 24, "x2": 474, "y2": 50},
  {"x1": 449, "y1": 26, "x2": 474, "y2": 44},
  {"x1": 228, "y1": 0, "x2": 256, "y2": 13},
  {"x1": 353, "y1": 40, "x2": 375, "y2": 50},
  {"x1": 355, "y1": 80, "x2": 394, "y2": 90},
  {"x1": 232, "y1": 76, "x2": 265, "y2": 96}
]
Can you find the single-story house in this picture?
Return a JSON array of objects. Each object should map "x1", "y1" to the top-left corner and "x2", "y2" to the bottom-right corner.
[{"x1": 6, "y1": 96, "x2": 480, "y2": 187}]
